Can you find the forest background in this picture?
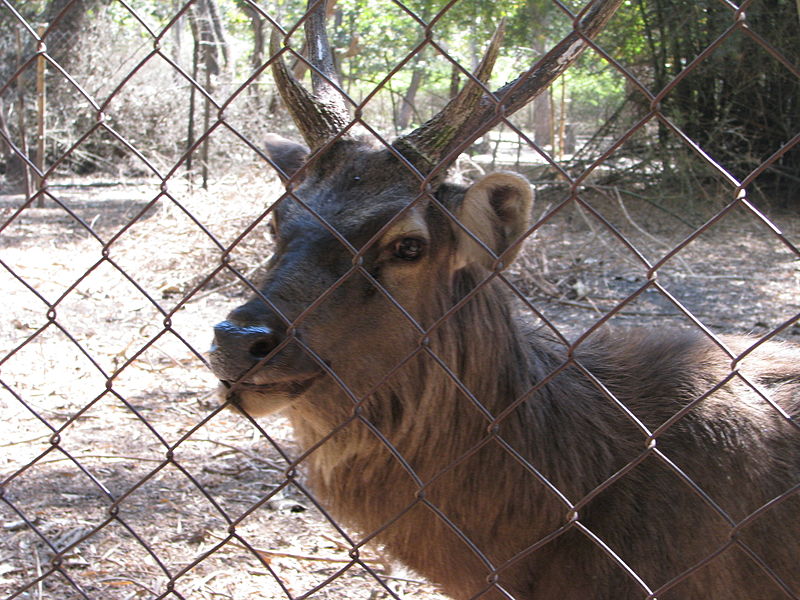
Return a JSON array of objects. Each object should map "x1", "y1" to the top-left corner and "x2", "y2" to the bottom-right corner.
[{"x1": 1, "y1": 0, "x2": 798, "y2": 203}]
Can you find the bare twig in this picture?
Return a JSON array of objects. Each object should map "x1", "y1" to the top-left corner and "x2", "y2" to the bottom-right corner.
[
  {"x1": 188, "y1": 254, "x2": 274, "y2": 303},
  {"x1": 207, "y1": 531, "x2": 386, "y2": 568},
  {"x1": 544, "y1": 296, "x2": 712, "y2": 319},
  {"x1": 95, "y1": 577, "x2": 161, "y2": 596},
  {"x1": 34, "y1": 547, "x2": 42, "y2": 600},
  {"x1": 196, "y1": 438, "x2": 285, "y2": 471},
  {"x1": 33, "y1": 454, "x2": 166, "y2": 466}
]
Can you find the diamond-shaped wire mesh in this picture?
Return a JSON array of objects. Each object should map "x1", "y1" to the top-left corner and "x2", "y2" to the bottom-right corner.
[{"x1": 1, "y1": 0, "x2": 799, "y2": 599}]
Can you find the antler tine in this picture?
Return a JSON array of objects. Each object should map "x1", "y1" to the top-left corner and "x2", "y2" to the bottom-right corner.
[
  {"x1": 394, "y1": 0, "x2": 624, "y2": 175},
  {"x1": 394, "y1": 18, "x2": 506, "y2": 175},
  {"x1": 270, "y1": 0, "x2": 350, "y2": 150}
]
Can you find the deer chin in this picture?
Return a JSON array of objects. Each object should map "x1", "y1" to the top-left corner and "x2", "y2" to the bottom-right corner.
[{"x1": 218, "y1": 374, "x2": 323, "y2": 417}]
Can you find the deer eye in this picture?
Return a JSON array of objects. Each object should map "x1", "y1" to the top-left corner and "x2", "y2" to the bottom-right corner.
[{"x1": 393, "y1": 237, "x2": 425, "y2": 261}]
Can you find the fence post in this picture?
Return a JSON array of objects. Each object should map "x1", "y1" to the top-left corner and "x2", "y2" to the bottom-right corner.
[
  {"x1": 13, "y1": 28, "x2": 31, "y2": 199},
  {"x1": 36, "y1": 23, "x2": 47, "y2": 207}
]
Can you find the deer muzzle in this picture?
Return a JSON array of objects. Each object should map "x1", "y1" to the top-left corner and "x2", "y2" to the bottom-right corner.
[{"x1": 208, "y1": 319, "x2": 324, "y2": 411}]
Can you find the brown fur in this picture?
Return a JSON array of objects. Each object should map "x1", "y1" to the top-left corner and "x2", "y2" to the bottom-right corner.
[{"x1": 209, "y1": 140, "x2": 799, "y2": 599}]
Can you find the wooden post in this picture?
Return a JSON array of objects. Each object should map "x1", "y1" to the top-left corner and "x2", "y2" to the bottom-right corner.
[
  {"x1": 201, "y1": 61, "x2": 211, "y2": 190},
  {"x1": 36, "y1": 24, "x2": 47, "y2": 207},
  {"x1": 14, "y1": 29, "x2": 31, "y2": 199},
  {"x1": 187, "y1": 5, "x2": 199, "y2": 180}
]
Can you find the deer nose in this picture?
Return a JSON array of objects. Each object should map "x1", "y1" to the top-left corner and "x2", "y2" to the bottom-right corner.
[{"x1": 212, "y1": 321, "x2": 283, "y2": 361}]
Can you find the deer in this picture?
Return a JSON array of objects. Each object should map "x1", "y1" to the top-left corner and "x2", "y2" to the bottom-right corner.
[{"x1": 208, "y1": 1, "x2": 800, "y2": 598}]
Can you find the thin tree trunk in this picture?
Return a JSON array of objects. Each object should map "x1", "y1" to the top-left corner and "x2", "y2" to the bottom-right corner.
[
  {"x1": 204, "y1": 0, "x2": 229, "y2": 71},
  {"x1": 186, "y1": 5, "x2": 200, "y2": 177},
  {"x1": 241, "y1": 2, "x2": 265, "y2": 108},
  {"x1": 397, "y1": 64, "x2": 424, "y2": 130},
  {"x1": 0, "y1": 98, "x2": 29, "y2": 195},
  {"x1": 532, "y1": 92, "x2": 551, "y2": 147}
]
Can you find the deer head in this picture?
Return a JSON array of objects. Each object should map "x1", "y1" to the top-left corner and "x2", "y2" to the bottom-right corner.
[{"x1": 209, "y1": 0, "x2": 622, "y2": 416}]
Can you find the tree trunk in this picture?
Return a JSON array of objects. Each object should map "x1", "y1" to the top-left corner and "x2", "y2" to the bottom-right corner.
[
  {"x1": 204, "y1": 0, "x2": 228, "y2": 72},
  {"x1": 396, "y1": 62, "x2": 424, "y2": 130},
  {"x1": 532, "y1": 91, "x2": 552, "y2": 147},
  {"x1": 0, "y1": 98, "x2": 29, "y2": 194},
  {"x1": 42, "y1": 0, "x2": 103, "y2": 69},
  {"x1": 237, "y1": 0, "x2": 265, "y2": 107}
]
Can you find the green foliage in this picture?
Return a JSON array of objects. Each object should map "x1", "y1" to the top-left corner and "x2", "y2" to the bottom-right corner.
[{"x1": 564, "y1": 58, "x2": 626, "y2": 128}]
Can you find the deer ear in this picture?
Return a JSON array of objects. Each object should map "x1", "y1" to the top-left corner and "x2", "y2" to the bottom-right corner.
[
  {"x1": 264, "y1": 133, "x2": 309, "y2": 178},
  {"x1": 454, "y1": 172, "x2": 533, "y2": 270}
]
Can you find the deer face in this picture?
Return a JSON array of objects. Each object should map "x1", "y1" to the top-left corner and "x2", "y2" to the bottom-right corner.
[
  {"x1": 207, "y1": 0, "x2": 613, "y2": 416},
  {"x1": 208, "y1": 139, "x2": 532, "y2": 416}
]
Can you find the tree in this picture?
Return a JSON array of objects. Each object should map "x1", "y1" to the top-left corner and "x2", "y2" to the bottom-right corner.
[
  {"x1": 631, "y1": 0, "x2": 799, "y2": 199},
  {"x1": 43, "y1": 0, "x2": 106, "y2": 69}
]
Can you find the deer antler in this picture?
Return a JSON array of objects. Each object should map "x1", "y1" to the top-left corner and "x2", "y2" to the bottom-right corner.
[
  {"x1": 270, "y1": 0, "x2": 623, "y2": 169},
  {"x1": 270, "y1": 0, "x2": 351, "y2": 150},
  {"x1": 392, "y1": 19, "x2": 506, "y2": 174},
  {"x1": 394, "y1": 0, "x2": 623, "y2": 174}
]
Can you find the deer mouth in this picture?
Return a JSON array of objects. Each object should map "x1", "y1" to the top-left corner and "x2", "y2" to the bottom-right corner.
[
  {"x1": 216, "y1": 372, "x2": 326, "y2": 417},
  {"x1": 218, "y1": 371, "x2": 325, "y2": 407}
]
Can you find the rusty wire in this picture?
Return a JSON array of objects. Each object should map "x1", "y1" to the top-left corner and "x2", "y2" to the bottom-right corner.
[{"x1": 1, "y1": 0, "x2": 799, "y2": 599}]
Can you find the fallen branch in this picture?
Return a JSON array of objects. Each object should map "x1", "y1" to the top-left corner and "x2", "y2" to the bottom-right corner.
[
  {"x1": 197, "y1": 438, "x2": 285, "y2": 471},
  {"x1": 207, "y1": 531, "x2": 387, "y2": 569}
]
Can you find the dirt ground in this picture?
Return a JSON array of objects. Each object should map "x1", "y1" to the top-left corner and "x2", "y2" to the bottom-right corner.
[{"x1": 1, "y1": 171, "x2": 798, "y2": 600}]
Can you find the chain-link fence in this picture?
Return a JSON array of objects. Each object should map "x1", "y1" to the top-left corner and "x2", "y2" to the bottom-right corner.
[{"x1": 2, "y1": 0, "x2": 799, "y2": 599}]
